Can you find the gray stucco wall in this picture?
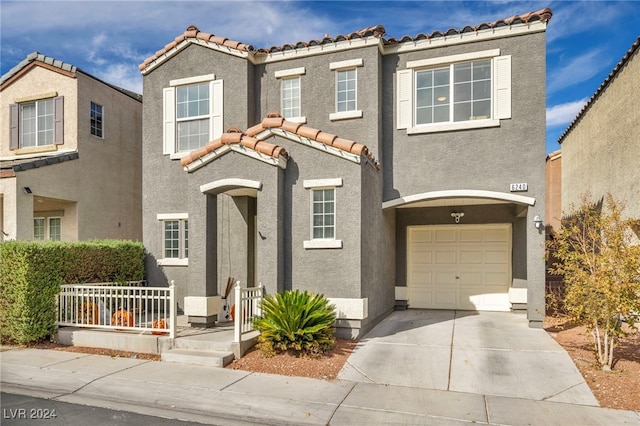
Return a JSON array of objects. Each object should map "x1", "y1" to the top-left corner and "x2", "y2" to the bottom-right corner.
[
  {"x1": 258, "y1": 45, "x2": 383, "y2": 159},
  {"x1": 383, "y1": 32, "x2": 548, "y2": 324},
  {"x1": 142, "y1": 27, "x2": 548, "y2": 327}
]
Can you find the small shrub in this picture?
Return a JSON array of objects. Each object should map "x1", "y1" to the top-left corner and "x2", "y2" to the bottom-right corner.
[{"x1": 253, "y1": 290, "x2": 336, "y2": 357}]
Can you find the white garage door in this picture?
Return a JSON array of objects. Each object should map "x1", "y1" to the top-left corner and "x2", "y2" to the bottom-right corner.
[{"x1": 407, "y1": 224, "x2": 512, "y2": 311}]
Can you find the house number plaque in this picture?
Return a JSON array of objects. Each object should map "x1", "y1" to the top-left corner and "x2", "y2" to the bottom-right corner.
[{"x1": 509, "y1": 183, "x2": 528, "y2": 192}]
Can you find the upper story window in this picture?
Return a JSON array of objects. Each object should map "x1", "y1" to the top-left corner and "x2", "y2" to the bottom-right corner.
[
  {"x1": 397, "y1": 49, "x2": 511, "y2": 134},
  {"x1": 281, "y1": 77, "x2": 301, "y2": 120},
  {"x1": 90, "y1": 102, "x2": 103, "y2": 138},
  {"x1": 163, "y1": 74, "x2": 223, "y2": 158},
  {"x1": 329, "y1": 59, "x2": 363, "y2": 121},
  {"x1": 176, "y1": 83, "x2": 210, "y2": 152},
  {"x1": 9, "y1": 95, "x2": 64, "y2": 150},
  {"x1": 415, "y1": 60, "x2": 491, "y2": 125},
  {"x1": 336, "y1": 69, "x2": 357, "y2": 113},
  {"x1": 275, "y1": 67, "x2": 305, "y2": 123},
  {"x1": 303, "y1": 178, "x2": 343, "y2": 250}
]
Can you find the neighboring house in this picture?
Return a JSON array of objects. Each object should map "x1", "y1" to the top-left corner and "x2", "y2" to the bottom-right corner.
[
  {"x1": 140, "y1": 9, "x2": 551, "y2": 337},
  {"x1": 0, "y1": 52, "x2": 143, "y2": 242},
  {"x1": 558, "y1": 36, "x2": 640, "y2": 227}
]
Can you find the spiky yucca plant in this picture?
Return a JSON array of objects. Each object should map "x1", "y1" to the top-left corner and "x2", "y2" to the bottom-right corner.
[{"x1": 253, "y1": 290, "x2": 336, "y2": 357}]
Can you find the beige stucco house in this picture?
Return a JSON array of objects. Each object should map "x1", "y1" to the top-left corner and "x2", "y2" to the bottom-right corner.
[
  {"x1": 558, "y1": 37, "x2": 639, "y2": 224},
  {"x1": 0, "y1": 52, "x2": 143, "y2": 242}
]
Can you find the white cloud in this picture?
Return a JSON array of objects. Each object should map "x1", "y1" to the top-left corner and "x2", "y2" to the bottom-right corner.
[
  {"x1": 547, "y1": 48, "x2": 605, "y2": 94},
  {"x1": 546, "y1": 98, "x2": 588, "y2": 128},
  {"x1": 95, "y1": 62, "x2": 143, "y2": 94}
]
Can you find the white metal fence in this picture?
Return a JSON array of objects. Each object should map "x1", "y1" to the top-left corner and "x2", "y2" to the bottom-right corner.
[
  {"x1": 57, "y1": 281, "x2": 176, "y2": 338},
  {"x1": 234, "y1": 282, "x2": 264, "y2": 343}
]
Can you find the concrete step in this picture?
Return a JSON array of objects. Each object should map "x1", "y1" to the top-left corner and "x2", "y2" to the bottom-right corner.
[
  {"x1": 161, "y1": 348, "x2": 235, "y2": 368},
  {"x1": 174, "y1": 337, "x2": 234, "y2": 352}
]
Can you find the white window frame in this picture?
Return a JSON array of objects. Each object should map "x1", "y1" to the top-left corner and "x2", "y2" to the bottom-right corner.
[
  {"x1": 33, "y1": 216, "x2": 61, "y2": 241},
  {"x1": 163, "y1": 74, "x2": 223, "y2": 159},
  {"x1": 397, "y1": 49, "x2": 510, "y2": 134},
  {"x1": 90, "y1": 101, "x2": 104, "y2": 138},
  {"x1": 330, "y1": 59, "x2": 363, "y2": 121},
  {"x1": 303, "y1": 178, "x2": 343, "y2": 249},
  {"x1": 275, "y1": 67, "x2": 306, "y2": 123},
  {"x1": 20, "y1": 98, "x2": 55, "y2": 147},
  {"x1": 157, "y1": 213, "x2": 189, "y2": 266}
]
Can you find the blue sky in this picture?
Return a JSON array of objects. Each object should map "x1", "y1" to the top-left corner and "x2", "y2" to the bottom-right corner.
[{"x1": 2, "y1": 1, "x2": 639, "y2": 154}]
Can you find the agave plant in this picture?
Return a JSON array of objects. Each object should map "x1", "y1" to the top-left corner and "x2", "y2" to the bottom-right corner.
[{"x1": 253, "y1": 290, "x2": 336, "y2": 356}]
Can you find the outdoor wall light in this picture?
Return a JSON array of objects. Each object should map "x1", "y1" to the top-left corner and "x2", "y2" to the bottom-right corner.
[
  {"x1": 534, "y1": 214, "x2": 543, "y2": 230},
  {"x1": 23, "y1": 187, "x2": 32, "y2": 194},
  {"x1": 451, "y1": 212, "x2": 465, "y2": 224}
]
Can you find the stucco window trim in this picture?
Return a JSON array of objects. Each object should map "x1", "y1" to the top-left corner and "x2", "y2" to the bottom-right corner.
[
  {"x1": 406, "y1": 49, "x2": 500, "y2": 69},
  {"x1": 407, "y1": 119, "x2": 500, "y2": 134},
  {"x1": 329, "y1": 58, "x2": 363, "y2": 70},
  {"x1": 274, "y1": 67, "x2": 306, "y2": 78},
  {"x1": 303, "y1": 239, "x2": 343, "y2": 250},
  {"x1": 329, "y1": 110, "x2": 363, "y2": 121},
  {"x1": 169, "y1": 74, "x2": 216, "y2": 87}
]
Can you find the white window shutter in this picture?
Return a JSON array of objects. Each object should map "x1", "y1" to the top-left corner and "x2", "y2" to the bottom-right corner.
[
  {"x1": 397, "y1": 69, "x2": 413, "y2": 129},
  {"x1": 210, "y1": 80, "x2": 223, "y2": 141},
  {"x1": 494, "y1": 55, "x2": 512, "y2": 120},
  {"x1": 163, "y1": 87, "x2": 176, "y2": 155}
]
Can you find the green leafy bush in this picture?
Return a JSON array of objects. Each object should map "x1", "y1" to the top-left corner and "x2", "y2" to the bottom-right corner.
[
  {"x1": 0, "y1": 240, "x2": 144, "y2": 344},
  {"x1": 253, "y1": 290, "x2": 336, "y2": 357}
]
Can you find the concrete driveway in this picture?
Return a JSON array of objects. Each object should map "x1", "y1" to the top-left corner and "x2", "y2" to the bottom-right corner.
[{"x1": 338, "y1": 309, "x2": 599, "y2": 406}]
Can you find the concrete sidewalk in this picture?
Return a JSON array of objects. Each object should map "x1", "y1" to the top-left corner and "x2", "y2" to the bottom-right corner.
[{"x1": 2, "y1": 346, "x2": 639, "y2": 425}]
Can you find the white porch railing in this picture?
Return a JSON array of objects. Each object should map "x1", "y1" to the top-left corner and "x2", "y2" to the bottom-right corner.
[
  {"x1": 57, "y1": 281, "x2": 177, "y2": 338},
  {"x1": 233, "y1": 282, "x2": 264, "y2": 343}
]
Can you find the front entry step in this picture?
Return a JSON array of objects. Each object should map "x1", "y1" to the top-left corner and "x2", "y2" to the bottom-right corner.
[{"x1": 161, "y1": 348, "x2": 235, "y2": 367}]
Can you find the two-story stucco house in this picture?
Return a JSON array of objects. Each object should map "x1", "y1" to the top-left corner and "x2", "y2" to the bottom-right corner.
[
  {"x1": 558, "y1": 36, "x2": 639, "y2": 227},
  {"x1": 0, "y1": 52, "x2": 143, "y2": 242},
  {"x1": 140, "y1": 8, "x2": 551, "y2": 337}
]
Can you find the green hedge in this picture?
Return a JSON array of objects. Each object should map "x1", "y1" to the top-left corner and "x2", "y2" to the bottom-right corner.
[{"x1": 0, "y1": 240, "x2": 145, "y2": 344}]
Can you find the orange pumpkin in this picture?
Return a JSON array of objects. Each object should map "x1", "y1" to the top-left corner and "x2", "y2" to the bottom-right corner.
[
  {"x1": 230, "y1": 304, "x2": 235, "y2": 321},
  {"x1": 112, "y1": 310, "x2": 134, "y2": 330},
  {"x1": 78, "y1": 302, "x2": 99, "y2": 325},
  {"x1": 151, "y1": 319, "x2": 168, "y2": 335}
]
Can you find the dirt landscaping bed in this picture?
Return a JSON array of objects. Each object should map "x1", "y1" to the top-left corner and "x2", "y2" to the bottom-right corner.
[{"x1": 544, "y1": 316, "x2": 640, "y2": 411}]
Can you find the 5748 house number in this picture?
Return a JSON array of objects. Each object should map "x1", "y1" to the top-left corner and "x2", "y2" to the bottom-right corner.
[{"x1": 3, "y1": 408, "x2": 57, "y2": 420}]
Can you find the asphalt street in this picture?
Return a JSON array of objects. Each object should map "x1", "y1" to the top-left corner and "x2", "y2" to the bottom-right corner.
[{"x1": 1, "y1": 392, "x2": 205, "y2": 426}]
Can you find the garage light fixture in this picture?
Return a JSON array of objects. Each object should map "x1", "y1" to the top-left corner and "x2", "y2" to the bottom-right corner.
[
  {"x1": 534, "y1": 215, "x2": 543, "y2": 230},
  {"x1": 451, "y1": 212, "x2": 464, "y2": 223}
]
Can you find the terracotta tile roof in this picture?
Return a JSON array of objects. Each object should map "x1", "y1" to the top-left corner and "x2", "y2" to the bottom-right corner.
[
  {"x1": 181, "y1": 112, "x2": 378, "y2": 170},
  {"x1": 141, "y1": 24, "x2": 386, "y2": 72},
  {"x1": 558, "y1": 36, "x2": 639, "y2": 145},
  {"x1": 385, "y1": 8, "x2": 552, "y2": 44},
  {"x1": 140, "y1": 9, "x2": 551, "y2": 73},
  {"x1": 140, "y1": 25, "x2": 255, "y2": 72}
]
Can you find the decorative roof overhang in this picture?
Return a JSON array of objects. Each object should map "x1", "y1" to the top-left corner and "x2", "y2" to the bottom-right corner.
[{"x1": 382, "y1": 189, "x2": 536, "y2": 210}]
